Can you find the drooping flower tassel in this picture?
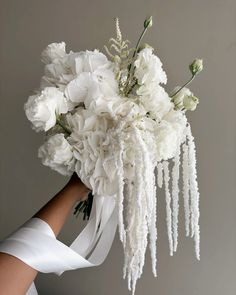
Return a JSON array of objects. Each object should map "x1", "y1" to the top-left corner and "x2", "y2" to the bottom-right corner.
[
  {"x1": 186, "y1": 125, "x2": 200, "y2": 260},
  {"x1": 117, "y1": 133, "x2": 126, "y2": 246},
  {"x1": 149, "y1": 165, "x2": 157, "y2": 277},
  {"x1": 182, "y1": 141, "x2": 190, "y2": 237},
  {"x1": 163, "y1": 161, "x2": 173, "y2": 256},
  {"x1": 135, "y1": 128, "x2": 157, "y2": 277},
  {"x1": 171, "y1": 146, "x2": 181, "y2": 252},
  {"x1": 124, "y1": 128, "x2": 147, "y2": 295}
]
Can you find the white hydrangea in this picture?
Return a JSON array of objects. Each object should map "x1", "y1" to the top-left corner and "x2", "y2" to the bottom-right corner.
[
  {"x1": 24, "y1": 87, "x2": 69, "y2": 132},
  {"x1": 41, "y1": 49, "x2": 112, "y2": 91},
  {"x1": 38, "y1": 133, "x2": 75, "y2": 176},
  {"x1": 64, "y1": 70, "x2": 118, "y2": 110},
  {"x1": 66, "y1": 108, "x2": 118, "y2": 195},
  {"x1": 72, "y1": 50, "x2": 112, "y2": 74}
]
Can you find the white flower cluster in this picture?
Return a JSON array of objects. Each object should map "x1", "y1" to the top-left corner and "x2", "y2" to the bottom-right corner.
[{"x1": 24, "y1": 40, "x2": 200, "y2": 294}]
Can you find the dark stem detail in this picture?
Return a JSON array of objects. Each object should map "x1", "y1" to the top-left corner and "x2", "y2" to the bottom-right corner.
[{"x1": 74, "y1": 192, "x2": 94, "y2": 220}]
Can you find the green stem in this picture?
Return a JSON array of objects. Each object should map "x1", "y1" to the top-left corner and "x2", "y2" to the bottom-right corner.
[
  {"x1": 124, "y1": 26, "x2": 148, "y2": 95},
  {"x1": 130, "y1": 27, "x2": 148, "y2": 68},
  {"x1": 171, "y1": 75, "x2": 195, "y2": 98},
  {"x1": 56, "y1": 116, "x2": 71, "y2": 135}
]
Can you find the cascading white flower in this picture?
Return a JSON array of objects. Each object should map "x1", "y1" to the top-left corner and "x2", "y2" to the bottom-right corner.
[
  {"x1": 24, "y1": 87, "x2": 69, "y2": 132},
  {"x1": 38, "y1": 133, "x2": 75, "y2": 176}
]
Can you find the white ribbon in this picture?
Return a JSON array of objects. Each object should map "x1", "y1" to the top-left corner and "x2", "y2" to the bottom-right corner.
[{"x1": 0, "y1": 195, "x2": 117, "y2": 294}]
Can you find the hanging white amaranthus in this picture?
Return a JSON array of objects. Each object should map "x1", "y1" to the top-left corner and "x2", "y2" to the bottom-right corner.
[{"x1": 24, "y1": 16, "x2": 203, "y2": 294}]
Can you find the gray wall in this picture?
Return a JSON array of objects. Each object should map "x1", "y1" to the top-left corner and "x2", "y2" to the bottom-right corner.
[{"x1": 1, "y1": 0, "x2": 236, "y2": 294}]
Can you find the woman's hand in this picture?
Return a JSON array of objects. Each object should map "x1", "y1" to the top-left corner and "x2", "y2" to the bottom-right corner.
[{"x1": 65, "y1": 173, "x2": 91, "y2": 202}]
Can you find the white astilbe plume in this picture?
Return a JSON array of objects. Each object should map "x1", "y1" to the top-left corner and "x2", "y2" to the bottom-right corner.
[
  {"x1": 182, "y1": 141, "x2": 190, "y2": 236},
  {"x1": 186, "y1": 125, "x2": 200, "y2": 260},
  {"x1": 171, "y1": 146, "x2": 181, "y2": 252},
  {"x1": 115, "y1": 17, "x2": 122, "y2": 42},
  {"x1": 163, "y1": 161, "x2": 173, "y2": 256}
]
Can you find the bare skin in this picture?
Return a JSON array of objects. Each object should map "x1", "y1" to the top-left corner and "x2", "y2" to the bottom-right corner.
[{"x1": 0, "y1": 173, "x2": 90, "y2": 295}]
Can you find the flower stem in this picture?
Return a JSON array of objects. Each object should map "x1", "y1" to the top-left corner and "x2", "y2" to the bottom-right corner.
[
  {"x1": 171, "y1": 75, "x2": 195, "y2": 98},
  {"x1": 124, "y1": 26, "x2": 149, "y2": 95},
  {"x1": 56, "y1": 116, "x2": 71, "y2": 135},
  {"x1": 74, "y1": 192, "x2": 94, "y2": 220}
]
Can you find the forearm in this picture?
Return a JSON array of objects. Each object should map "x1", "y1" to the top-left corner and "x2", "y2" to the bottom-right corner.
[
  {"x1": 34, "y1": 175, "x2": 90, "y2": 236},
  {"x1": 0, "y1": 174, "x2": 89, "y2": 295}
]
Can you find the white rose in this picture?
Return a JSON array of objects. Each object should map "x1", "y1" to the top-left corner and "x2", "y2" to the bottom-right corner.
[
  {"x1": 42, "y1": 57, "x2": 74, "y2": 90},
  {"x1": 138, "y1": 86, "x2": 172, "y2": 120},
  {"x1": 134, "y1": 48, "x2": 167, "y2": 86},
  {"x1": 38, "y1": 133, "x2": 75, "y2": 176},
  {"x1": 24, "y1": 87, "x2": 69, "y2": 132},
  {"x1": 41, "y1": 42, "x2": 66, "y2": 64}
]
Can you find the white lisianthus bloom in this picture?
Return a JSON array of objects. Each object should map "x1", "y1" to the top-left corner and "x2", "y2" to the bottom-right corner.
[
  {"x1": 134, "y1": 48, "x2": 167, "y2": 86},
  {"x1": 171, "y1": 87, "x2": 192, "y2": 110},
  {"x1": 41, "y1": 42, "x2": 66, "y2": 64},
  {"x1": 183, "y1": 95, "x2": 199, "y2": 111},
  {"x1": 24, "y1": 87, "x2": 69, "y2": 132},
  {"x1": 38, "y1": 133, "x2": 75, "y2": 176},
  {"x1": 171, "y1": 87, "x2": 199, "y2": 111}
]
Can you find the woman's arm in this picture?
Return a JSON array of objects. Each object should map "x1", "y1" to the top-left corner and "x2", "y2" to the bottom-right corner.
[{"x1": 0, "y1": 174, "x2": 90, "y2": 295}]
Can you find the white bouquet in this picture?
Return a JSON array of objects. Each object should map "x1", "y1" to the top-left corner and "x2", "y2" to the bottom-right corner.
[{"x1": 24, "y1": 17, "x2": 203, "y2": 294}]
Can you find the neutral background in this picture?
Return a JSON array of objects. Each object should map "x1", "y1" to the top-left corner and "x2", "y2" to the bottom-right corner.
[{"x1": 1, "y1": 0, "x2": 236, "y2": 294}]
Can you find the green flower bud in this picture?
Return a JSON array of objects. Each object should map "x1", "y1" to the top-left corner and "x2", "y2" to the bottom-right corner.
[
  {"x1": 189, "y1": 59, "x2": 203, "y2": 76},
  {"x1": 183, "y1": 95, "x2": 199, "y2": 111},
  {"x1": 144, "y1": 16, "x2": 153, "y2": 29}
]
